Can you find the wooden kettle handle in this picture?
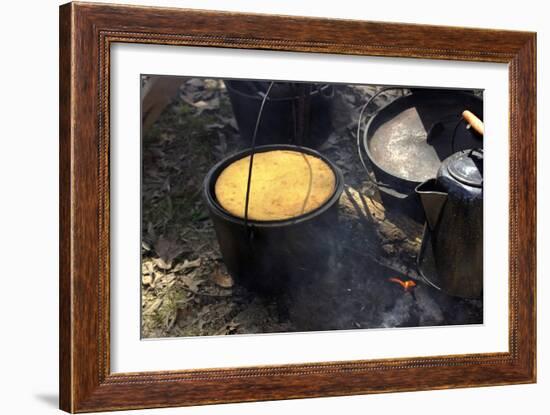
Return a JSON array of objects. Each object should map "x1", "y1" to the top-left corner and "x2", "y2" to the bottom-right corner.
[{"x1": 462, "y1": 110, "x2": 484, "y2": 136}]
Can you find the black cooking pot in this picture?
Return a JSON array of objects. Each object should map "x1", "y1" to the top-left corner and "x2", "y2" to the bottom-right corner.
[
  {"x1": 225, "y1": 80, "x2": 335, "y2": 149},
  {"x1": 359, "y1": 88, "x2": 483, "y2": 223},
  {"x1": 204, "y1": 144, "x2": 344, "y2": 295}
]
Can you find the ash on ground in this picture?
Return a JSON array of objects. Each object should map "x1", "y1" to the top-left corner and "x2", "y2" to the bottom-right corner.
[{"x1": 140, "y1": 78, "x2": 482, "y2": 338}]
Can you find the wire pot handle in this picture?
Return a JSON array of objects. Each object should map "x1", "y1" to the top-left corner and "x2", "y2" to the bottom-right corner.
[
  {"x1": 248, "y1": 82, "x2": 332, "y2": 101},
  {"x1": 356, "y1": 87, "x2": 410, "y2": 189},
  {"x1": 243, "y1": 81, "x2": 275, "y2": 234}
]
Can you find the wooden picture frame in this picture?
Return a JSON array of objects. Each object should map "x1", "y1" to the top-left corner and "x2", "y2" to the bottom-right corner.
[{"x1": 59, "y1": 2, "x2": 536, "y2": 412}]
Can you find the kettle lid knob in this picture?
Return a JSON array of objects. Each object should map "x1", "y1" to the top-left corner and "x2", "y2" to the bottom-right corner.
[{"x1": 447, "y1": 149, "x2": 483, "y2": 187}]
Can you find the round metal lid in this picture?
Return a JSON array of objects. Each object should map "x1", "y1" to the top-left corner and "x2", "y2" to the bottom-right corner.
[
  {"x1": 365, "y1": 91, "x2": 483, "y2": 183},
  {"x1": 448, "y1": 150, "x2": 483, "y2": 187}
]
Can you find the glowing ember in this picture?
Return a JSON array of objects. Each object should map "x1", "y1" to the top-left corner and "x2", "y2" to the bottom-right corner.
[{"x1": 388, "y1": 277, "x2": 417, "y2": 292}]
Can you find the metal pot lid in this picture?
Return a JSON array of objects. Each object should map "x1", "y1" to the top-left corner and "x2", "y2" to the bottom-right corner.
[
  {"x1": 447, "y1": 149, "x2": 483, "y2": 187},
  {"x1": 364, "y1": 91, "x2": 483, "y2": 184}
]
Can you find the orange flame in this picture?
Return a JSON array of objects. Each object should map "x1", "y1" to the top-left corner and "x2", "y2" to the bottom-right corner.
[{"x1": 388, "y1": 277, "x2": 417, "y2": 292}]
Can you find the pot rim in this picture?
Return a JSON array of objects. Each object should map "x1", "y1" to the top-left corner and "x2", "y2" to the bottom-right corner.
[{"x1": 204, "y1": 144, "x2": 344, "y2": 228}]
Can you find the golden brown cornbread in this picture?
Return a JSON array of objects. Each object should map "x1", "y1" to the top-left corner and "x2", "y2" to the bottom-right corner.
[{"x1": 215, "y1": 150, "x2": 336, "y2": 221}]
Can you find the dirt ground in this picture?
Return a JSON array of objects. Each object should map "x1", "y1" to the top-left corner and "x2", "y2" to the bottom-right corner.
[{"x1": 140, "y1": 78, "x2": 482, "y2": 338}]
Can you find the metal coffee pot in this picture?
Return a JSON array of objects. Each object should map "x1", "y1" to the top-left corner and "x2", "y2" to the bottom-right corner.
[{"x1": 415, "y1": 148, "x2": 483, "y2": 298}]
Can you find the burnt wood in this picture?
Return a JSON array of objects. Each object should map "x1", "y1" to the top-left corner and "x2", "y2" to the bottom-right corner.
[{"x1": 59, "y1": 2, "x2": 536, "y2": 412}]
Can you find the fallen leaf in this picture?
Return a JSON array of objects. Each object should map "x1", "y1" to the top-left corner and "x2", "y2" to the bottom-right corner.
[
  {"x1": 143, "y1": 298, "x2": 163, "y2": 315},
  {"x1": 205, "y1": 122, "x2": 225, "y2": 130},
  {"x1": 173, "y1": 258, "x2": 201, "y2": 273},
  {"x1": 153, "y1": 235, "x2": 185, "y2": 269},
  {"x1": 190, "y1": 97, "x2": 220, "y2": 114},
  {"x1": 192, "y1": 100, "x2": 209, "y2": 109},
  {"x1": 153, "y1": 257, "x2": 172, "y2": 270},
  {"x1": 142, "y1": 274, "x2": 154, "y2": 287},
  {"x1": 226, "y1": 321, "x2": 240, "y2": 334},
  {"x1": 212, "y1": 271, "x2": 234, "y2": 288},
  {"x1": 142, "y1": 260, "x2": 154, "y2": 275},
  {"x1": 141, "y1": 241, "x2": 152, "y2": 252},
  {"x1": 180, "y1": 273, "x2": 204, "y2": 292}
]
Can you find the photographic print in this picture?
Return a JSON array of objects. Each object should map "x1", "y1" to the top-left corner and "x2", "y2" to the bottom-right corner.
[
  {"x1": 140, "y1": 77, "x2": 484, "y2": 338},
  {"x1": 59, "y1": 4, "x2": 537, "y2": 410}
]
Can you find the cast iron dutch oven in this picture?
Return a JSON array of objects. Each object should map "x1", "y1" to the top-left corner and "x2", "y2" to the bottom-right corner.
[
  {"x1": 359, "y1": 88, "x2": 483, "y2": 223},
  {"x1": 225, "y1": 80, "x2": 335, "y2": 149},
  {"x1": 204, "y1": 144, "x2": 344, "y2": 295}
]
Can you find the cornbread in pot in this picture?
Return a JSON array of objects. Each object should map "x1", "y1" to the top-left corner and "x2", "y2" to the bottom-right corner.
[{"x1": 214, "y1": 150, "x2": 336, "y2": 221}]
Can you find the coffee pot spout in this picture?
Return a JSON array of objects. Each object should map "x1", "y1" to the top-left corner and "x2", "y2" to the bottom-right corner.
[{"x1": 416, "y1": 179, "x2": 448, "y2": 230}]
